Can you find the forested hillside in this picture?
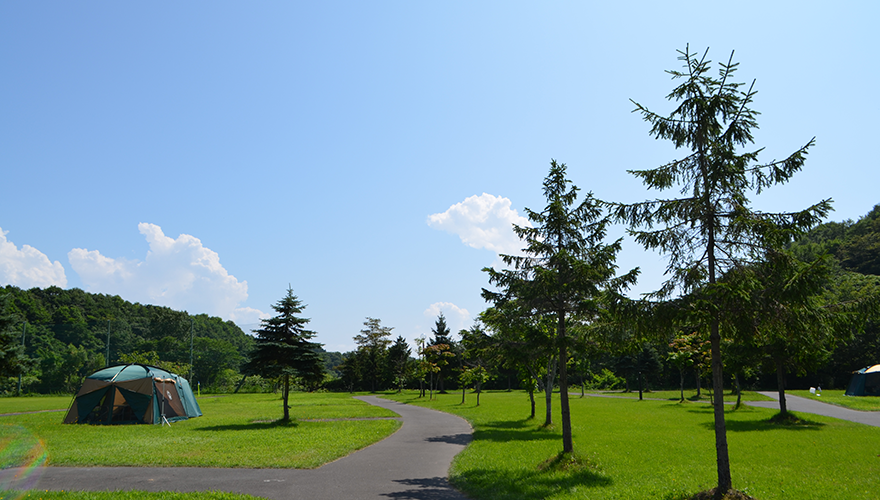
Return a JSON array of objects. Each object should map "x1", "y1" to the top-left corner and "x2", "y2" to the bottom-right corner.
[
  {"x1": 787, "y1": 204, "x2": 880, "y2": 387},
  {"x1": 790, "y1": 204, "x2": 880, "y2": 275},
  {"x1": 1, "y1": 285, "x2": 253, "y2": 394}
]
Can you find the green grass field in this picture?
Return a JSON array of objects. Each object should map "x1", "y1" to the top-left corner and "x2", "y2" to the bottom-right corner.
[
  {"x1": 786, "y1": 389, "x2": 880, "y2": 411},
  {"x1": 384, "y1": 390, "x2": 880, "y2": 500},
  {"x1": 0, "y1": 396, "x2": 74, "y2": 415},
  {"x1": 0, "y1": 393, "x2": 399, "y2": 469}
]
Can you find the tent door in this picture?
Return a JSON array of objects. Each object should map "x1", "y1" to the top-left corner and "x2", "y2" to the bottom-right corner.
[
  {"x1": 83, "y1": 387, "x2": 139, "y2": 424},
  {"x1": 155, "y1": 380, "x2": 186, "y2": 420}
]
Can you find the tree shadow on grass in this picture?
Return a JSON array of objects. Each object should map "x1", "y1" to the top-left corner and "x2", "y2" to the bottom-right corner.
[
  {"x1": 194, "y1": 420, "x2": 300, "y2": 431},
  {"x1": 454, "y1": 465, "x2": 613, "y2": 500},
  {"x1": 676, "y1": 402, "x2": 827, "y2": 431},
  {"x1": 471, "y1": 419, "x2": 559, "y2": 443},
  {"x1": 696, "y1": 411, "x2": 825, "y2": 433}
]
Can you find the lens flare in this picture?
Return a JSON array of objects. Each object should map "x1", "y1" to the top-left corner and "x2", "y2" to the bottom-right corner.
[{"x1": 0, "y1": 424, "x2": 48, "y2": 498}]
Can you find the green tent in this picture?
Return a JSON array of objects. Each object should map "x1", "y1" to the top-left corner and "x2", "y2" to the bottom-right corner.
[
  {"x1": 845, "y1": 364, "x2": 880, "y2": 396},
  {"x1": 64, "y1": 364, "x2": 202, "y2": 424}
]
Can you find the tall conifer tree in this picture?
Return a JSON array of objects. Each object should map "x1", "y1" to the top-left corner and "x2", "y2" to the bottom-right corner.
[
  {"x1": 613, "y1": 46, "x2": 831, "y2": 496},
  {"x1": 244, "y1": 287, "x2": 323, "y2": 421},
  {"x1": 484, "y1": 160, "x2": 636, "y2": 454}
]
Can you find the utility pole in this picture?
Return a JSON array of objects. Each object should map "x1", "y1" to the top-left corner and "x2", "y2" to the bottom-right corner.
[
  {"x1": 190, "y1": 317, "x2": 194, "y2": 382},
  {"x1": 106, "y1": 320, "x2": 111, "y2": 367},
  {"x1": 17, "y1": 321, "x2": 26, "y2": 396}
]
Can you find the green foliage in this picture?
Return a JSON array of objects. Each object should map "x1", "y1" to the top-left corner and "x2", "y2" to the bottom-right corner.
[
  {"x1": 458, "y1": 323, "x2": 495, "y2": 404},
  {"x1": 421, "y1": 342, "x2": 455, "y2": 399},
  {"x1": 783, "y1": 204, "x2": 880, "y2": 386},
  {"x1": 0, "y1": 294, "x2": 31, "y2": 381},
  {"x1": 387, "y1": 335, "x2": 412, "y2": 392},
  {"x1": 791, "y1": 204, "x2": 880, "y2": 276},
  {"x1": 192, "y1": 337, "x2": 244, "y2": 387},
  {"x1": 36, "y1": 343, "x2": 105, "y2": 394},
  {"x1": 586, "y1": 368, "x2": 624, "y2": 390},
  {"x1": 429, "y1": 313, "x2": 458, "y2": 392},
  {"x1": 352, "y1": 317, "x2": 394, "y2": 392}
]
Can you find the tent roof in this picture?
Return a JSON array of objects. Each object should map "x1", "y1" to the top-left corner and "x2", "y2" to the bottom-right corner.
[
  {"x1": 865, "y1": 364, "x2": 880, "y2": 374},
  {"x1": 87, "y1": 364, "x2": 177, "y2": 383}
]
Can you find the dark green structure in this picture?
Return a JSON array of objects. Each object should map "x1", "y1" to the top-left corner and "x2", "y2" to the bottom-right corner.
[
  {"x1": 64, "y1": 364, "x2": 202, "y2": 424},
  {"x1": 845, "y1": 364, "x2": 880, "y2": 396}
]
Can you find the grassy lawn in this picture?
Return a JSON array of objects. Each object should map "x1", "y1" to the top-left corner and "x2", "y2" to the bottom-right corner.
[
  {"x1": 0, "y1": 393, "x2": 399, "y2": 469},
  {"x1": 787, "y1": 389, "x2": 880, "y2": 411},
  {"x1": 384, "y1": 390, "x2": 880, "y2": 500},
  {"x1": 579, "y1": 389, "x2": 774, "y2": 403},
  {"x1": 1, "y1": 491, "x2": 264, "y2": 500},
  {"x1": 0, "y1": 396, "x2": 73, "y2": 414}
]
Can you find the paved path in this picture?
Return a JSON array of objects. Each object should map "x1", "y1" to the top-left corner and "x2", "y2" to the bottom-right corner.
[
  {"x1": 0, "y1": 396, "x2": 473, "y2": 500},
  {"x1": 745, "y1": 391, "x2": 880, "y2": 427}
]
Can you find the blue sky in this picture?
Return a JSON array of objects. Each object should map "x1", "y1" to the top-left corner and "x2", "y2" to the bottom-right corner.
[{"x1": 1, "y1": 2, "x2": 877, "y2": 352}]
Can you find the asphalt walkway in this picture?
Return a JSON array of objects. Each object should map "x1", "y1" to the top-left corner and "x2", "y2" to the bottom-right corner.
[
  {"x1": 745, "y1": 391, "x2": 880, "y2": 427},
  {"x1": 0, "y1": 396, "x2": 473, "y2": 500}
]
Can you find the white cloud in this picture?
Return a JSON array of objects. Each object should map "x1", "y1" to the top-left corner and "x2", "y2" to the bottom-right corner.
[
  {"x1": 0, "y1": 227, "x2": 68, "y2": 289},
  {"x1": 423, "y1": 301, "x2": 471, "y2": 333},
  {"x1": 69, "y1": 223, "x2": 264, "y2": 322},
  {"x1": 229, "y1": 307, "x2": 270, "y2": 327},
  {"x1": 427, "y1": 193, "x2": 530, "y2": 256}
]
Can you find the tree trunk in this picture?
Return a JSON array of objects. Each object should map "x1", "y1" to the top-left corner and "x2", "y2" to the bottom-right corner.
[
  {"x1": 476, "y1": 380, "x2": 482, "y2": 406},
  {"x1": 543, "y1": 355, "x2": 557, "y2": 427},
  {"x1": 734, "y1": 372, "x2": 742, "y2": 409},
  {"x1": 638, "y1": 370, "x2": 643, "y2": 401},
  {"x1": 528, "y1": 384, "x2": 536, "y2": 419},
  {"x1": 776, "y1": 359, "x2": 788, "y2": 417},
  {"x1": 679, "y1": 369, "x2": 685, "y2": 402},
  {"x1": 461, "y1": 385, "x2": 466, "y2": 405},
  {"x1": 234, "y1": 375, "x2": 248, "y2": 394},
  {"x1": 558, "y1": 312, "x2": 573, "y2": 454},
  {"x1": 695, "y1": 368, "x2": 701, "y2": 398},
  {"x1": 282, "y1": 374, "x2": 290, "y2": 422},
  {"x1": 710, "y1": 320, "x2": 732, "y2": 495}
]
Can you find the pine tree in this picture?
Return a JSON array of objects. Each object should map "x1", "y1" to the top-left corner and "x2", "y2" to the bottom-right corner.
[
  {"x1": 484, "y1": 160, "x2": 636, "y2": 454},
  {"x1": 387, "y1": 335, "x2": 412, "y2": 392},
  {"x1": 243, "y1": 287, "x2": 323, "y2": 421},
  {"x1": 613, "y1": 46, "x2": 831, "y2": 496},
  {"x1": 353, "y1": 317, "x2": 393, "y2": 392},
  {"x1": 429, "y1": 313, "x2": 455, "y2": 393}
]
